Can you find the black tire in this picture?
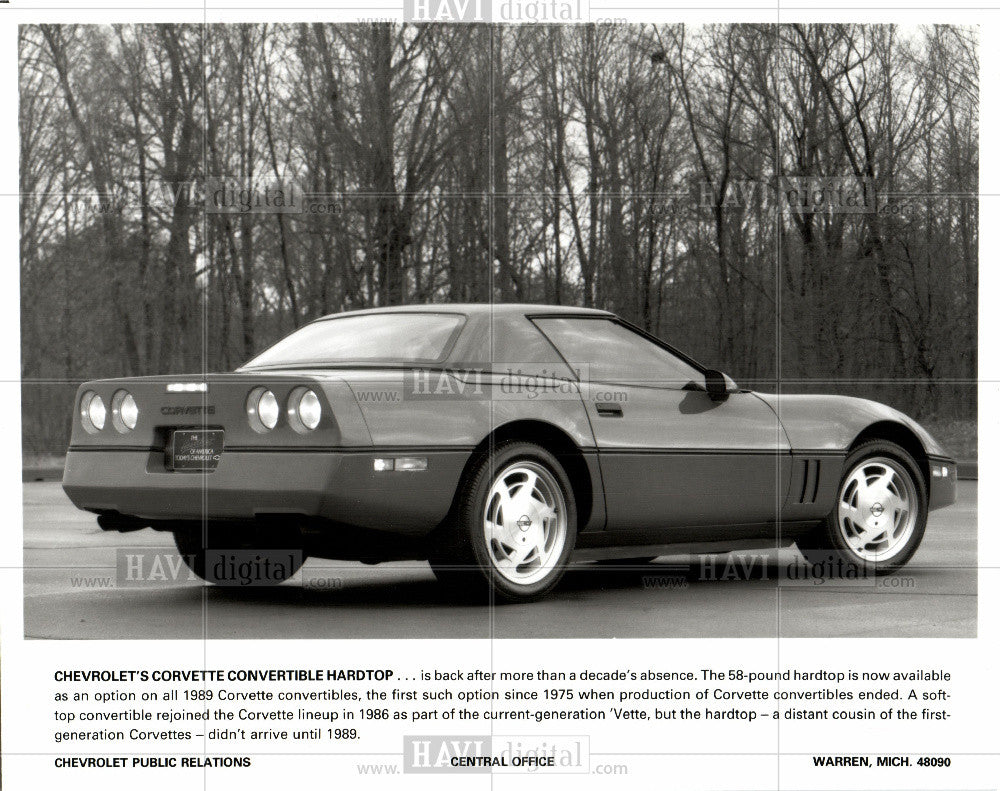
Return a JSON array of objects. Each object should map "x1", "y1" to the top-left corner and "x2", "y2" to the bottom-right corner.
[
  {"x1": 796, "y1": 440, "x2": 927, "y2": 576},
  {"x1": 173, "y1": 524, "x2": 305, "y2": 586},
  {"x1": 430, "y1": 440, "x2": 577, "y2": 603}
]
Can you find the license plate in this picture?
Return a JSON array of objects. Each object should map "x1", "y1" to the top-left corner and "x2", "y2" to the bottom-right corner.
[{"x1": 170, "y1": 429, "x2": 224, "y2": 471}]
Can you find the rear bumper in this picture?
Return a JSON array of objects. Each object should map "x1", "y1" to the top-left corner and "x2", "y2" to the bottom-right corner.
[
  {"x1": 62, "y1": 448, "x2": 469, "y2": 536},
  {"x1": 927, "y1": 455, "x2": 958, "y2": 511}
]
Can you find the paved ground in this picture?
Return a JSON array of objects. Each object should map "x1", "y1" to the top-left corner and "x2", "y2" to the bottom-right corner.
[{"x1": 23, "y1": 481, "x2": 976, "y2": 639}]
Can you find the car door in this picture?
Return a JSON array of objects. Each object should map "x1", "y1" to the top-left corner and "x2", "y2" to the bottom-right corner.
[{"x1": 534, "y1": 316, "x2": 790, "y2": 531}]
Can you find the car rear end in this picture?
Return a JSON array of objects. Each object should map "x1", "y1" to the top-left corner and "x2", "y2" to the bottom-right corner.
[{"x1": 61, "y1": 373, "x2": 462, "y2": 536}]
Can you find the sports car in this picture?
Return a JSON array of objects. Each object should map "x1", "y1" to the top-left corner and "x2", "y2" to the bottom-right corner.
[{"x1": 63, "y1": 304, "x2": 956, "y2": 601}]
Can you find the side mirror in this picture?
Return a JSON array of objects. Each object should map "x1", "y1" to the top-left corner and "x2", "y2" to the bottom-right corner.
[{"x1": 704, "y1": 369, "x2": 735, "y2": 402}]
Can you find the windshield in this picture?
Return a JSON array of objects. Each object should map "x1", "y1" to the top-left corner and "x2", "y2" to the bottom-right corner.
[{"x1": 241, "y1": 312, "x2": 465, "y2": 368}]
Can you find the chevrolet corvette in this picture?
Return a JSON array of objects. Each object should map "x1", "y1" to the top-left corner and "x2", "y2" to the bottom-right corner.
[{"x1": 63, "y1": 304, "x2": 956, "y2": 601}]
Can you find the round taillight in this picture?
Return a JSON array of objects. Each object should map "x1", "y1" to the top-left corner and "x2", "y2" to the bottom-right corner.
[
  {"x1": 247, "y1": 387, "x2": 280, "y2": 432},
  {"x1": 80, "y1": 391, "x2": 106, "y2": 433},
  {"x1": 112, "y1": 390, "x2": 139, "y2": 432},
  {"x1": 288, "y1": 387, "x2": 322, "y2": 432}
]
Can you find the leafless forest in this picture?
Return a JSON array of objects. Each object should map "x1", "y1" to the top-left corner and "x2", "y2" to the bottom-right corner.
[{"x1": 20, "y1": 23, "x2": 977, "y2": 456}]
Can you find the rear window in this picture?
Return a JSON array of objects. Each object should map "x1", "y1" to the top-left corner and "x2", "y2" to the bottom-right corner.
[{"x1": 242, "y1": 313, "x2": 465, "y2": 368}]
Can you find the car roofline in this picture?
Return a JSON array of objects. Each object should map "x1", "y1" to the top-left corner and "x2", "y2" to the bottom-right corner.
[{"x1": 312, "y1": 303, "x2": 615, "y2": 322}]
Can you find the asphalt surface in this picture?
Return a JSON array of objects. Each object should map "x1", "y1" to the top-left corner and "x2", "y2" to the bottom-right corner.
[{"x1": 23, "y1": 481, "x2": 977, "y2": 639}]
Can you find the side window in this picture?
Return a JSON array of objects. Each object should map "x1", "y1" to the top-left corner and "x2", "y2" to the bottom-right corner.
[
  {"x1": 459, "y1": 315, "x2": 574, "y2": 378},
  {"x1": 534, "y1": 317, "x2": 702, "y2": 388}
]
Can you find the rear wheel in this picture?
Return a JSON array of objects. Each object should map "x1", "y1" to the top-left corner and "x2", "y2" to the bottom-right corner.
[
  {"x1": 173, "y1": 524, "x2": 305, "y2": 586},
  {"x1": 797, "y1": 440, "x2": 927, "y2": 576},
  {"x1": 430, "y1": 441, "x2": 576, "y2": 602}
]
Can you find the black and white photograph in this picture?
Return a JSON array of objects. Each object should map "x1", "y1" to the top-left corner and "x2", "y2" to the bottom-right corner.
[
  {"x1": 18, "y1": 21, "x2": 978, "y2": 640},
  {"x1": 4, "y1": 2, "x2": 997, "y2": 789}
]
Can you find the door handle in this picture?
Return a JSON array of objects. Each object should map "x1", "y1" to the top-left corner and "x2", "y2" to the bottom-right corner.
[{"x1": 595, "y1": 402, "x2": 624, "y2": 417}]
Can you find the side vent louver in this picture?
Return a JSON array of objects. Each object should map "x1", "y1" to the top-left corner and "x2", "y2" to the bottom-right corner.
[{"x1": 798, "y1": 459, "x2": 822, "y2": 504}]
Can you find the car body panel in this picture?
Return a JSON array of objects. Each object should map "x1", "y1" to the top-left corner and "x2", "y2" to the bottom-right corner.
[
  {"x1": 66, "y1": 373, "x2": 372, "y2": 450},
  {"x1": 581, "y1": 386, "x2": 790, "y2": 529},
  {"x1": 927, "y1": 462, "x2": 958, "y2": 509},
  {"x1": 64, "y1": 447, "x2": 467, "y2": 533},
  {"x1": 341, "y1": 370, "x2": 595, "y2": 450},
  {"x1": 752, "y1": 392, "x2": 947, "y2": 457}
]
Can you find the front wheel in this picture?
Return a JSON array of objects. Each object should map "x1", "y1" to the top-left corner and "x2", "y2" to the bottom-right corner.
[
  {"x1": 797, "y1": 440, "x2": 927, "y2": 576},
  {"x1": 430, "y1": 441, "x2": 576, "y2": 602}
]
